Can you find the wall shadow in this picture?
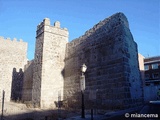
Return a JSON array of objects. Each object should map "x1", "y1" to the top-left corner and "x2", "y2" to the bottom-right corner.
[
  {"x1": 2, "y1": 107, "x2": 79, "y2": 120},
  {"x1": 11, "y1": 68, "x2": 24, "y2": 101}
]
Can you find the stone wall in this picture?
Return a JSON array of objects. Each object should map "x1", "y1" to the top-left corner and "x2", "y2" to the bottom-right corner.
[
  {"x1": 22, "y1": 60, "x2": 34, "y2": 102},
  {"x1": 32, "y1": 18, "x2": 68, "y2": 108},
  {"x1": 0, "y1": 37, "x2": 27, "y2": 101},
  {"x1": 144, "y1": 84, "x2": 160, "y2": 102},
  {"x1": 32, "y1": 23, "x2": 44, "y2": 107},
  {"x1": 64, "y1": 12, "x2": 143, "y2": 110},
  {"x1": 0, "y1": 12, "x2": 143, "y2": 110}
]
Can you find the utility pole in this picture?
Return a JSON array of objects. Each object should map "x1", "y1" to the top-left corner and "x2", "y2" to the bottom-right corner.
[{"x1": 1, "y1": 90, "x2": 5, "y2": 120}]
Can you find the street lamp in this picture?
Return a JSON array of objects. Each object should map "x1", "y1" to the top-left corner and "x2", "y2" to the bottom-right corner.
[
  {"x1": 80, "y1": 63, "x2": 87, "y2": 118},
  {"x1": 81, "y1": 64, "x2": 87, "y2": 75}
]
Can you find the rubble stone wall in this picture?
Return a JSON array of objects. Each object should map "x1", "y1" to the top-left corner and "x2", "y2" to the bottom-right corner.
[
  {"x1": 0, "y1": 37, "x2": 27, "y2": 101},
  {"x1": 64, "y1": 12, "x2": 143, "y2": 110}
]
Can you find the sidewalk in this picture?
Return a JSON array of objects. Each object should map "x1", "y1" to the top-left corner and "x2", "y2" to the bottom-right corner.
[
  {"x1": 65, "y1": 114, "x2": 104, "y2": 120},
  {"x1": 65, "y1": 106, "x2": 142, "y2": 120}
]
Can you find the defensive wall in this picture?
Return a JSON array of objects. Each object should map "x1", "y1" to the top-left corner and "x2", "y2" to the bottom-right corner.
[
  {"x1": 22, "y1": 60, "x2": 34, "y2": 102},
  {"x1": 0, "y1": 12, "x2": 143, "y2": 110},
  {"x1": 0, "y1": 37, "x2": 27, "y2": 102},
  {"x1": 64, "y1": 12, "x2": 143, "y2": 110}
]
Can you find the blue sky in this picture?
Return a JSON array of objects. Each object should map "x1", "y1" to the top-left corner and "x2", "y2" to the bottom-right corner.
[{"x1": 0, "y1": 0, "x2": 159, "y2": 60}]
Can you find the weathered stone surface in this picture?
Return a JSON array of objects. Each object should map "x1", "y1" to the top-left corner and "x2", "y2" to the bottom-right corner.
[
  {"x1": 0, "y1": 12, "x2": 143, "y2": 110},
  {"x1": 64, "y1": 12, "x2": 143, "y2": 110},
  {"x1": 32, "y1": 18, "x2": 69, "y2": 108},
  {"x1": 22, "y1": 60, "x2": 34, "y2": 102},
  {"x1": 0, "y1": 37, "x2": 27, "y2": 102}
]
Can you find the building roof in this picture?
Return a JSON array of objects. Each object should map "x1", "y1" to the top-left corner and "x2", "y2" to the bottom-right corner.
[{"x1": 144, "y1": 56, "x2": 160, "y2": 64}]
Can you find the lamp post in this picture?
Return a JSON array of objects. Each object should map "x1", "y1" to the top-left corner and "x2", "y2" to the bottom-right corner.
[{"x1": 80, "y1": 63, "x2": 87, "y2": 118}]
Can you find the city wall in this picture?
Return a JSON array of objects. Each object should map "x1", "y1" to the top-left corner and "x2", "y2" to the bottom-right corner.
[
  {"x1": 0, "y1": 12, "x2": 143, "y2": 110},
  {"x1": 22, "y1": 60, "x2": 34, "y2": 102},
  {"x1": 64, "y1": 12, "x2": 143, "y2": 110},
  {"x1": 0, "y1": 37, "x2": 27, "y2": 101}
]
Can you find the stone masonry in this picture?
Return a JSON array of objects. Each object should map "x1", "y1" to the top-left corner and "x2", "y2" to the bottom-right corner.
[
  {"x1": 0, "y1": 12, "x2": 143, "y2": 110},
  {"x1": 64, "y1": 12, "x2": 143, "y2": 110},
  {"x1": 0, "y1": 37, "x2": 27, "y2": 102},
  {"x1": 32, "y1": 18, "x2": 68, "y2": 108},
  {"x1": 22, "y1": 60, "x2": 34, "y2": 102}
]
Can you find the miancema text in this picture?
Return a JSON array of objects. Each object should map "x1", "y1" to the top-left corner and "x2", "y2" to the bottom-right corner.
[{"x1": 130, "y1": 113, "x2": 158, "y2": 118}]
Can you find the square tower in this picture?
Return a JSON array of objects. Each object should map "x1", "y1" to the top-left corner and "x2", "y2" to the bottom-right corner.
[{"x1": 32, "y1": 18, "x2": 68, "y2": 108}]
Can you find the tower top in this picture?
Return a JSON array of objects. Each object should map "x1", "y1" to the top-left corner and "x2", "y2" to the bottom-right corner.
[
  {"x1": 43, "y1": 18, "x2": 50, "y2": 25},
  {"x1": 36, "y1": 18, "x2": 68, "y2": 37},
  {"x1": 54, "y1": 21, "x2": 60, "y2": 28},
  {"x1": 37, "y1": 18, "x2": 67, "y2": 31}
]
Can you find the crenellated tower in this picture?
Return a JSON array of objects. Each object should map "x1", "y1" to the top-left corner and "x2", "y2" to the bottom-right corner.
[{"x1": 32, "y1": 18, "x2": 68, "y2": 108}]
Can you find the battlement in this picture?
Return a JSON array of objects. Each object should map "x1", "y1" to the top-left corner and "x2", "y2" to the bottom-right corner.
[
  {"x1": 36, "y1": 18, "x2": 68, "y2": 37},
  {"x1": 13, "y1": 68, "x2": 23, "y2": 73},
  {"x1": 0, "y1": 36, "x2": 26, "y2": 43},
  {"x1": 0, "y1": 36, "x2": 27, "y2": 52},
  {"x1": 37, "y1": 18, "x2": 68, "y2": 31},
  {"x1": 37, "y1": 18, "x2": 50, "y2": 29}
]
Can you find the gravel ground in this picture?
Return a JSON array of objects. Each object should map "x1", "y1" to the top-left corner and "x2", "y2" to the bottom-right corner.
[{"x1": 0, "y1": 102, "x2": 80, "y2": 120}]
